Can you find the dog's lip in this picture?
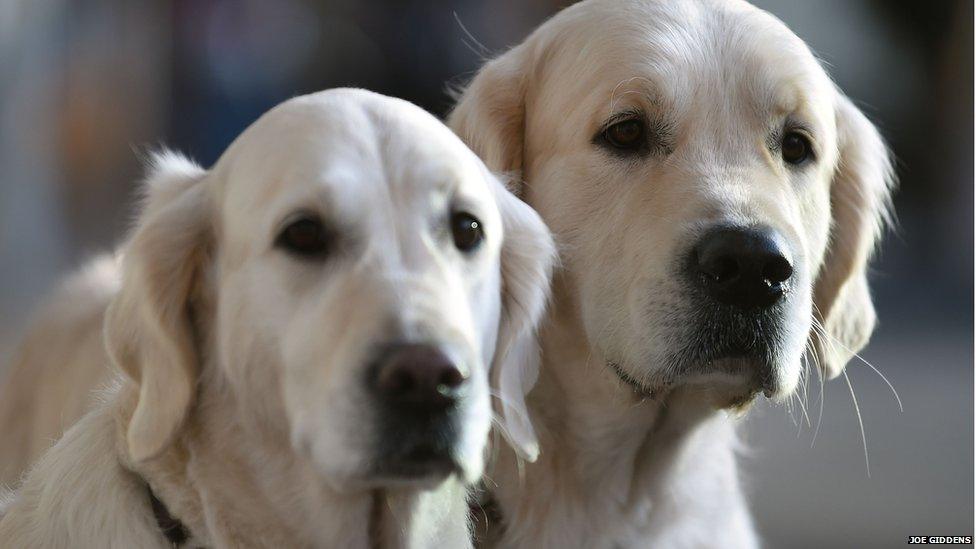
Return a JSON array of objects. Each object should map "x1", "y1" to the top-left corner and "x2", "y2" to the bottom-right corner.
[
  {"x1": 609, "y1": 356, "x2": 781, "y2": 401},
  {"x1": 696, "y1": 356, "x2": 782, "y2": 398},
  {"x1": 370, "y1": 446, "x2": 462, "y2": 482},
  {"x1": 608, "y1": 361, "x2": 657, "y2": 398}
]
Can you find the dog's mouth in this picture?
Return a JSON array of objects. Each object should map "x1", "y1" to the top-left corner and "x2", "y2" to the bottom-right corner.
[
  {"x1": 609, "y1": 317, "x2": 792, "y2": 404},
  {"x1": 688, "y1": 355, "x2": 779, "y2": 398},
  {"x1": 609, "y1": 361, "x2": 657, "y2": 398},
  {"x1": 609, "y1": 356, "x2": 778, "y2": 408},
  {"x1": 369, "y1": 409, "x2": 467, "y2": 487},
  {"x1": 370, "y1": 444, "x2": 462, "y2": 486}
]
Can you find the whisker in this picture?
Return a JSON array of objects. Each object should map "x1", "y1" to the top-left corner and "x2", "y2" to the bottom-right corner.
[
  {"x1": 796, "y1": 355, "x2": 811, "y2": 434},
  {"x1": 814, "y1": 320, "x2": 903, "y2": 413},
  {"x1": 842, "y1": 370, "x2": 870, "y2": 477},
  {"x1": 811, "y1": 352, "x2": 826, "y2": 448},
  {"x1": 786, "y1": 392, "x2": 798, "y2": 428},
  {"x1": 796, "y1": 391, "x2": 810, "y2": 429},
  {"x1": 857, "y1": 358, "x2": 903, "y2": 412},
  {"x1": 800, "y1": 353, "x2": 812, "y2": 426},
  {"x1": 807, "y1": 316, "x2": 827, "y2": 447}
]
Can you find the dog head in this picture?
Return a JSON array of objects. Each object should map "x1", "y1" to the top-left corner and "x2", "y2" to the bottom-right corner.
[
  {"x1": 450, "y1": 0, "x2": 892, "y2": 407},
  {"x1": 105, "y1": 89, "x2": 554, "y2": 488}
]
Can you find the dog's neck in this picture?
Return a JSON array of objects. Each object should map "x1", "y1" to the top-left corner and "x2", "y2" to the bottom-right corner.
[
  {"x1": 486, "y1": 278, "x2": 754, "y2": 547},
  {"x1": 126, "y1": 375, "x2": 471, "y2": 548}
]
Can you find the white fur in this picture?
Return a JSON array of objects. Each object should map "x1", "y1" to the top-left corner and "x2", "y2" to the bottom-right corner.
[
  {"x1": 449, "y1": 0, "x2": 893, "y2": 546},
  {"x1": 0, "y1": 89, "x2": 554, "y2": 548},
  {"x1": 0, "y1": 1, "x2": 894, "y2": 546},
  {"x1": 0, "y1": 254, "x2": 120, "y2": 489}
]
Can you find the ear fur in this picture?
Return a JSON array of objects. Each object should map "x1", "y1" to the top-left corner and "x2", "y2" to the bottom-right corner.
[
  {"x1": 448, "y1": 44, "x2": 530, "y2": 190},
  {"x1": 451, "y1": 44, "x2": 554, "y2": 460},
  {"x1": 811, "y1": 94, "x2": 895, "y2": 379},
  {"x1": 104, "y1": 151, "x2": 210, "y2": 462},
  {"x1": 489, "y1": 176, "x2": 556, "y2": 462}
]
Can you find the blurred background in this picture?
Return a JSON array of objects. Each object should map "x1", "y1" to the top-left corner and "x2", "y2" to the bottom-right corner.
[{"x1": 0, "y1": 0, "x2": 970, "y2": 546}]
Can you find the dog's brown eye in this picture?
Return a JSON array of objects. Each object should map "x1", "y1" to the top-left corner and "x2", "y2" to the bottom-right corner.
[
  {"x1": 781, "y1": 132, "x2": 812, "y2": 164},
  {"x1": 451, "y1": 212, "x2": 484, "y2": 252},
  {"x1": 604, "y1": 119, "x2": 645, "y2": 150},
  {"x1": 276, "y1": 215, "x2": 330, "y2": 258}
]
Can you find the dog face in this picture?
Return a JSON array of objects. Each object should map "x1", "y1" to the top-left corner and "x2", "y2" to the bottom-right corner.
[
  {"x1": 450, "y1": 0, "x2": 892, "y2": 406},
  {"x1": 105, "y1": 90, "x2": 554, "y2": 489}
]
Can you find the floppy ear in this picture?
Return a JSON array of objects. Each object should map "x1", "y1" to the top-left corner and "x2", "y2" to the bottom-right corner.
[
  {"x1": 489, "y1": 177, "x2": 556, "y2": 462},
  {"x1": 104, "y1": 152, "x2": 210, "y2": 462},
  {"x1": 448, "y1": 44, "x2": 530, "y2": 190},
  {"x1": 811, "y1": 94, "x2": 895, "y2": 379}
]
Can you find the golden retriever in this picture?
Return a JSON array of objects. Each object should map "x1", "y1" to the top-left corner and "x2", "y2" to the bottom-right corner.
[
  {"x1": 448, "y1": 0, "x2": 893, "y2": 546},
  {"x1": 0, "y1": 89, "x2": 554, "y2": 547},
  {"x1": 0, "y1": 0, "x2": 894, "y2": 546}
]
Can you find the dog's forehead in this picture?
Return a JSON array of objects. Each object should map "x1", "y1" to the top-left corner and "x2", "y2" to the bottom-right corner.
[
  {"x1": 217, "y1": 89, "x2": 493, "y2": 214},
  {"x1": 539, "y1": 0, "x2": 835, "y2": 122}
]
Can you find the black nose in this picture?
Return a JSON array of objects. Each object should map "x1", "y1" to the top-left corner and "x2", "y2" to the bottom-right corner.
[
  {"x1": 371, "y1": 344, "x2": 467, "y2": 410},
  {"x1": 693, "y1": 226, "x2": 794, "y2": 309}
]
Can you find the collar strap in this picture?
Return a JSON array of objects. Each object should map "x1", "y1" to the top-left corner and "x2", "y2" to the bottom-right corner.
[{"x1": 147, "y1": 484, "x2": 190, "y2": 547}]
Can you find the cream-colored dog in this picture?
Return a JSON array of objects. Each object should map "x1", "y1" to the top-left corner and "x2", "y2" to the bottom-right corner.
[
  {"x1": 0, "y1": 1, "x2": 894, "y2": 546},
  {"x1": 448, "y1": 0, "x2": 893, "y2": 546},
  {"x1": 0, "y1": 89, "x2": 554, "y2": 547}
]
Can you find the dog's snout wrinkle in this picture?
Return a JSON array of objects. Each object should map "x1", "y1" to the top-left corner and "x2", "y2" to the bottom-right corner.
[{"x1": 691, "y1": 225, "x2": 794, "y2": 309}]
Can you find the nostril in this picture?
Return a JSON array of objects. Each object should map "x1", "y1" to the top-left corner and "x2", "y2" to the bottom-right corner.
[
  {"x1": 437, "y1": 367, "x2": 466, "y2": 392},
  {"x1": 763, "y1": 256, "x2": 793, "y2": 284}
]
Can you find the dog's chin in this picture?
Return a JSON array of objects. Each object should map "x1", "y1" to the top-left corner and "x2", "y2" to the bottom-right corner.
[
  {"x1": 297, "y1": 438, "x2": 465, "y2": 493},
  {"x1": 676, "y1": 357, "x2": 799, "y2": 409},
  {"x1": 610, "y1": 354, "x2": 799, "y2": 409},
  {"x1": 320, "y1": 455, "x2": 466, "y2": 493},
  {"x1": 369, "y1": 440, "x2": 485, "y2": 489},
  {"x1": 366, "y1": 457, "x2": 463, "y2": 490}
]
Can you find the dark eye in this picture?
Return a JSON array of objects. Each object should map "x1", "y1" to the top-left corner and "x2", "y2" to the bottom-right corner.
[
  {"x1": 275, "y1": 215, "x2": 330, "y2": 258},
  {"x1": 451, "y1": 212, "x2": 484, "y2": 252},
  {"x1": 603, "y1": 118, "x2": 645, "y2": 151},
  {"x1": 781, "y1": 131, "x2": 812, "y2": 164}
]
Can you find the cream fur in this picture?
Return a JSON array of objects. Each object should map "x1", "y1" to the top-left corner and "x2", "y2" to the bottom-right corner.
[
  {"x1": 0, "y1": 1, "x2": 894, "y2": 546},
  {"x1": 0, "y1": 89, "x2": 554, "y2": 548},
  {"x1": 0, "y1": 256, "x2": 120, "y2": 489},
  {"x1": 448, "y1": 0, "x2": 893, "y2": 546}
]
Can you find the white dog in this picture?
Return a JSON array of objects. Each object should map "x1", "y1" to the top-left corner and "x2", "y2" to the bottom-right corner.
[
  {"x1": 0, "y1": 1, "x2": 894, "y2": 546},
  {"x1": 0, "y1": 89, "x2": 554, "y2": 547},
  {"x1": 448, "y1": 0, "x2": 893, "y2": 546}
]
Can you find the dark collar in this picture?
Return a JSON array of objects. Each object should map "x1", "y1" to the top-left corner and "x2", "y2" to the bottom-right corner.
[{"x1": 147, "y1": 484, "x2": 190, "y2": 547}]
